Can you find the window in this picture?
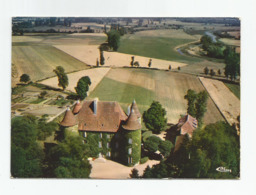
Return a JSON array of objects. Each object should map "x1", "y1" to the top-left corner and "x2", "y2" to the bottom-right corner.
[
  {"x1": 128, "y1": 138, "x2": 132, "y2": 144},
  {"x1": 100, "y1": 133, "x2": 102, "y2": 138},
  {"x1": 107, "y1": 134, "x2": 110, "y2": 139},
  {"x1": 99, "y1": 141, "x2": 102, "y2": 148},
  {"x1": 107, "y1": 151, "x2": 111, "y2": 157},
  {"x1": 128, "y1": 157, "x2": 133, "y2": 164},
  {"x1": 83, "y1": 132, "x2": 87, "y2": 138},
  {"x1": 107, "y1": 142, "x2": 110, "y2": 148},
  {"x1": 128, "y1": 148, "x2": 132, "y2": 155}
]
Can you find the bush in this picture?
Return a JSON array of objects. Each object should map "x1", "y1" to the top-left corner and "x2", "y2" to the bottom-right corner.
[
  {"x1": 140, "y1": 157, "x2": 149, "y2": 164},
  {"x1": 142, "y1": 131, "x2": 153, "y2": 142}
]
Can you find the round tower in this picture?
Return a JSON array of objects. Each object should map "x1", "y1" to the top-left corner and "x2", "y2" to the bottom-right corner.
[
  {"x1": 131, "y1": 99, "x2": 141, "y2": 124},
  {"x1": 60, "y1": 107, "x2": 78, "y2": 133},
  {"x1": 72, "y1": 100, "x2": 82, "y2": 115},
  {"x1": 122, "y1": 108, "x2": 142, "y2": 166}
]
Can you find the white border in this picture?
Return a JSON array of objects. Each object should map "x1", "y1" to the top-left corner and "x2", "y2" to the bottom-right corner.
[{"x1": 1, "y1": 0, "x2": 256, "y2": 195}]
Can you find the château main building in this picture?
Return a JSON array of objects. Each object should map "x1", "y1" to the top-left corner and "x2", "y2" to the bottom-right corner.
[{"x1": 60, "y1": 98, "x2": 142, "y2": 166}]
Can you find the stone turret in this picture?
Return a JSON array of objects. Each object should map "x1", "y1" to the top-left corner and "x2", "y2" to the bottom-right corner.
[
  {"x1": 130, "y1": 99, "x2": 141, "y2": 124},
  {"x1": 60, "y1": 107, "x2": 77, "y2": 127},
  {"x1": 122, "y1": 108, "x2": 142, "y2": 131},
  {"x1": 72, "y1": 100, "x2": 82, "y2": 115},
  {"x1": 122, "y1": 107, "x2": 141, "y2": 166}
]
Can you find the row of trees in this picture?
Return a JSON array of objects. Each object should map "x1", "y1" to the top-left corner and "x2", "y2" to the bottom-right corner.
[{"x1": 204, "y1": 67, "x2": 222, "y2": 77}]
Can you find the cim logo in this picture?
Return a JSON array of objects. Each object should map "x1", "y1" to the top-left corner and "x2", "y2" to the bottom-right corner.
[{"x1": 216, "y1": 167, "x2": 232, "y2": 173}]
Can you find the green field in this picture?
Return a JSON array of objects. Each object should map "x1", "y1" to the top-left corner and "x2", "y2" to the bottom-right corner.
[
  {"x1": 89, "y1": 68, "x2": 224, "y2": 125},
  {"x1": 224, "y1": 83, "x2": 240, "y2": 99},
  {"x1": 118, "y1": 35, "x2": 201, "y2": 63}
]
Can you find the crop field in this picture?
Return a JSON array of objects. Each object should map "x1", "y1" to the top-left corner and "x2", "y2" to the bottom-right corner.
[
  {"x1": 12, "y1": 45, "x2": 89, "y2": 82},
  {"x1": 199, "y1": 77, "x2": 240, "y2": 127},
  {"x1": 55, "y1": 45, "x2": 187, "y2": 69},
  {"x1": 11, "y1": 34, "x2": 107, "y2": 86},
  {"x1": 219, "y1": 38, "x2": 240, "y2": 47},
  {"x1": 118, "y1": 29, "x2": 202, "y2": 63},
  {"x1": 89, "y1": 68, "x2": 224, "y2": 125}
]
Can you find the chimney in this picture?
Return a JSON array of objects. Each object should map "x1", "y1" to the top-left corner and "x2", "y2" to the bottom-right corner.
[
  {"x1": 93, "y1": 98, "x2": 98, "y2": 115},
  {"x1": 127, "y1": 105, "x2": 131, "y2": 116}
]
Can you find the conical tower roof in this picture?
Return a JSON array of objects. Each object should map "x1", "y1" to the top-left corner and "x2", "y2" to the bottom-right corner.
[
  {"x1": 122, "y1": 109, "x2": 142, "y2": 131},
  {"x1": 60, "y1": 107, "x2": 77, "y2": 127},
  {"x1": 73, "y1": 100, "x2": 82, "y2": 114},
  {"x1": 131, "y1": 99, "x2": 141, "y2": 118}
]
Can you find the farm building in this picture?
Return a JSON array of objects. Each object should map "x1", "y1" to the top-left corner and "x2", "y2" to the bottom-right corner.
[
  {"x1": 166, "y1": 114, "x2": 198, "y2": 152},
  {"x1": 60, "y1": 98, "x2": 142, "y2": 166}
]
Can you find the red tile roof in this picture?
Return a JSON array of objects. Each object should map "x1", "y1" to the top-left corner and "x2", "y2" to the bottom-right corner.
[
  {"x1": 77, "y1": 100, "x2": 128, "y2": 132},
  {"x1": 177, "y1": 115, "x2": 198, "y2": 137},
  {"x1": 72, "y1": 100, "x2": 82, "y2": 114},
  {"x1": 122, "y1": 109, "x2": 142, "y2": 131},
  {"x1": 60, "y1": 107, "x2": 77, "y2": 127}
]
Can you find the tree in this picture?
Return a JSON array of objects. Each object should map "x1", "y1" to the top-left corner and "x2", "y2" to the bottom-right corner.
[
  {"x1": 75, "y1": 76, "x2": 91, "y2": 100},
  {"x1": 20, "y1": 74, "x2": 30, "y2": 83},
  {"x1": 148, "y1": 59, "x2": 152, "y2": 68},
  {"x1": 143, "y1": 101, "x2": 167, "y2": 134},
  {"x1": 195, "y1": 91, "x2": 208, "y2": 126},
  {"x1": 130, "y1": 56, "x2": 134, "y2": 67},
  {"x1": 134, "y1": 61, "x2": 140, "y2": 67},
  {"x1": 99, "y1": 49, "x2": 105, "y2": 65},
  {"x1": 46, "y1": 134, "x2": 92, "y2": 178},
  {"x1": 224, "y1": 47, "x2": 240, "y2": 80},
  {"x1": 169, "y1": 65, "x2": 172, "y2": 71},
  {"x1": 184, "y1": 90, "x2": 208, "y2": 126},
  {"x1": 130, "y1": 168, "x2": 140, "y2": 178},
  {"x1": 218, "y1": 69, "x2": 221, "y2": 76},
  {"x1": 204, "y1": 67, "x2": 209, "y2": 75},
  {"x1": 11, "y1": 116, "x2": 44, "y2": 178},
  {"x1": 159, "y1": 140, "x2": 173, "y2": 158},
  {"x1": 200, "y1": 35, "x2": 213, "y2": 51},
  {"x1": 144, "y1": 136, "x2": 162, "y2": 153},
  {"x1": 53, "y1": 66, "x2": 69, "y2": 90},
  {"x1": 107, "y1": 30, "x2": 120, "y2": 51},
  {"x1": 210, "y1": 69, "x2": 215, "y2": 77},
  {"x1": 180, "y1": 122, "x2": 240, "y2": 178},
  {"x1": 178, "y1": 67, "x2": 181, "y2": 71},
  {"x1": 142, "y1": 122, "x2": 240, "y2": 179},
  {"x1": 184, "y1": 89, "x2": 197, "y2": 117}
]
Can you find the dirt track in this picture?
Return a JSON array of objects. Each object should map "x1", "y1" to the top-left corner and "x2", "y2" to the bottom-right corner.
[
  {"x1": 89, "y1": 158, "x2": 160, "y2": 179},
  {"x1": 199, "y1": 77, "x2": 240, "y2": 127},
  {"x1": 54, "y1": 45, "x2": 187, "y2": 70}
]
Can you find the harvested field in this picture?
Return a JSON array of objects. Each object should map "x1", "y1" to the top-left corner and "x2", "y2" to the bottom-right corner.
[
  {"x1": 54, "y1": 45, "x2": 187, "y2": 70},
  {"x1": 89, "y1": 68, "x2": 224, "y2": 124},
  {"x1": 220, "y1": 38, "x2": 240, "y2": 47},
  {"x1": 199, "y1": 77, "x2": 240, "y2": 127},
  {"x1": 11, "y1": 45, "x2": 89, "y2": 84},
  {"x1": 89, "y1": 158, "x2": 159, "y2": 179},
  {"x1": 40, "y1": 67, "x2": 110, "y2": 93}
]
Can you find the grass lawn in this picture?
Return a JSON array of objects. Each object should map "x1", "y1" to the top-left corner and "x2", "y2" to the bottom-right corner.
[
  {"x1": 118, "y1": 36, "x2": 201, "y2": 63},
  {"x1": 89, "y1": 68, "x2": 224, "y2": 125},
  {"x1": 224, "y1": 83, "x2": 240, "y2": 99}
]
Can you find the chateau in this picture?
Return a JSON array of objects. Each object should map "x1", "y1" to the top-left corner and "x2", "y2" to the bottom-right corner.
[{"x1": 60, "y1": 98, "x2": 142, "y2": 166}]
